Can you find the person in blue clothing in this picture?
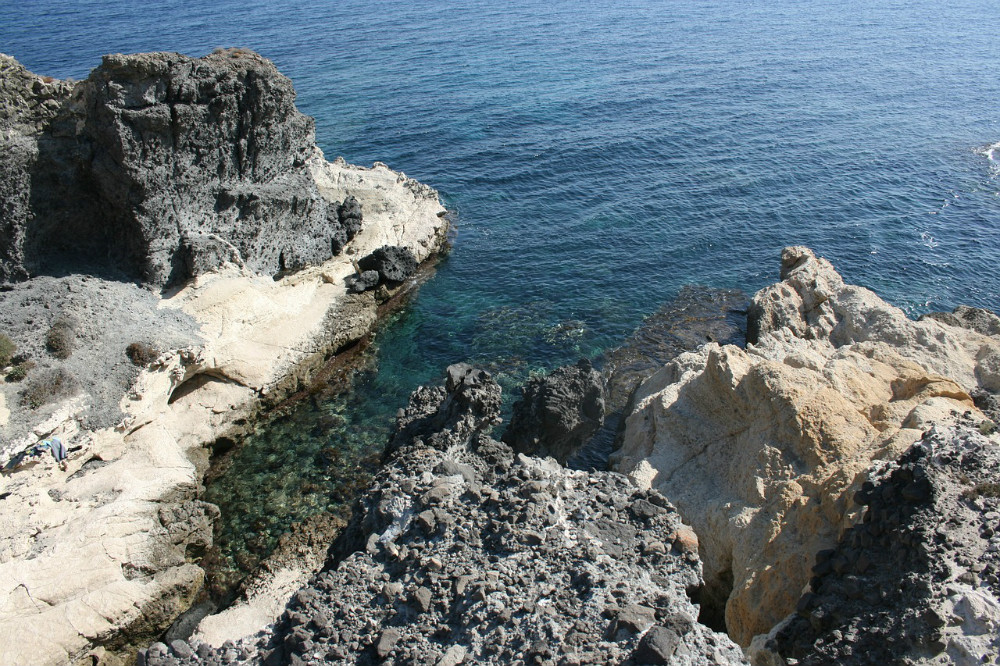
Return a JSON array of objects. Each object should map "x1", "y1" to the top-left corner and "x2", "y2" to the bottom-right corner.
[
  {"x1": 1, "y1": 436, "x2": 69, "y2": 472},
  {"x1": 34, "y1": 437, "x2": 68, "y2": 470}
]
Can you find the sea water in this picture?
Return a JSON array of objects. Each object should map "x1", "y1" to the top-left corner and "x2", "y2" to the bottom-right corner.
[{"x1": 4, "y1": 0, "x2": 999, "y2": 590}]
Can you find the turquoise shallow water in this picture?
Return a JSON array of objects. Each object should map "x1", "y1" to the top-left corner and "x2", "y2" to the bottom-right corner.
[{"x1": 4, "y1": 0, "x2": 1000, "y2": 589}]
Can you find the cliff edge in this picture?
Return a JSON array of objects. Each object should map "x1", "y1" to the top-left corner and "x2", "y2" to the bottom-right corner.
[{"x1": 1, "y1": 49, "x2": 361, "y2": 286}]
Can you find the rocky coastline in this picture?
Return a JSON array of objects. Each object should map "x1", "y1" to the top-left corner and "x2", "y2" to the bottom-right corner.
[
  {"x1": 0, "y1": 50, "x2": 449, "y2": 666},
  {"x1": 140, "y1": 248, "x2": 1000, "y2": 666},
  {"x1": 2, "y1": 49, "x2": 999, "y2": 666}
]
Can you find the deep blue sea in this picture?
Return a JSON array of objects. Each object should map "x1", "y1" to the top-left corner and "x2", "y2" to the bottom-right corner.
[{"x1": 4, "y1": 0, "x2": 1000, "y2": 590}]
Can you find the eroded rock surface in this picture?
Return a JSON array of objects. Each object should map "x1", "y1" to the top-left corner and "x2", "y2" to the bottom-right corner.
[
  {"x1": 503, "y1": 358, "x2": 606, "y2": 464},
  {"x1": 144, "y1": 366, "x2": 745, "y2": 666},
  {"x1": 1, "y1": 50, "x2": 347, "y2": 285},
  {"x1": 0, "y1": 51, "x2": 449, "y2": 666},
  {"x1": 751, "y1": 421, "x2": 1000, "y2": 665},
  {"x1": 612, "y1": 247, "x2": 1000, "y2": 645}
]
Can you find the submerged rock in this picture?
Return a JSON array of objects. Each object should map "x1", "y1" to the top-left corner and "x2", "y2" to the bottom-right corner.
[
  {"x1": 147, "y1": 365, "x2": 745, "y2": 665},
  {"x1": 613, "y1": 246, "x2": 1000, "y2": 645}
]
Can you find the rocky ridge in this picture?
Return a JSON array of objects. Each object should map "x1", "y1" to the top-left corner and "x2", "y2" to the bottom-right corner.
[
  {"x1": 612, "y1": 247, "x2": 1000, "y2": 646},
  {"x1": 142, "y1": 364, "x2": 746, "y2": 666},
  {"x1": 0, "y1": 51, "x2": 449, "y2": 666}
]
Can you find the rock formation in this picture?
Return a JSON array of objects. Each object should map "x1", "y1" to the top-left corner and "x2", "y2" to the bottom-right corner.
[
  {"x1": 612, "y1": 247, "x2": 1000, "y2": 645},
  {"x1": 1, "y1": 49, "x2": 354, "y2": 286},
  {"x1": 0, "y1": 51, "x2": 449, "y2": 666},
  {"x1": 141, "y1": 365, "x2": 746, "y2": 666},
  {"x1": 502, "y1": 358, "x2": 606, "y2": 464},
  {"x1": 750, "y1": 420, "x2": 1000, "y2": 665}
]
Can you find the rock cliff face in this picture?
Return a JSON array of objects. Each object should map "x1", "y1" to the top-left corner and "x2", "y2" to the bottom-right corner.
[
  {"x1": 1, "y1": 50, "x2": 348, "y2": 285},
  {"x1": 612, "y1": 247, "x2": 1000, "y2": 645},
  {"x1": 142, "y1": 365, "x2": 746, "y2": 666}
]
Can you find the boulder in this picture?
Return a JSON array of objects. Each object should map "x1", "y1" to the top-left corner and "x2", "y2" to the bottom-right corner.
[
  {"x1": 357, "y1": 245, "x2": 418, "y2": 284},
  {"x1": 330, "y1": 195, "x2": 363, "y2": 256},
  {"x1": 613, "y1": 247, "x2": 999, "y2": 645},
  {"x1": 502, "y1": 359, "x2": 605, "y2": 464},
  {"x1": 344, "y1": 269, "x2": 379, "y2": 294}
]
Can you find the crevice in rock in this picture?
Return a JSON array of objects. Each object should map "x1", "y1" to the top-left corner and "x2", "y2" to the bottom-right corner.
[
  {"x1": 167, "y1": 371, "x2": 243, "y2": 405},
  {"x1": 694, "y1": 564, "x2": 733, "y2": 635}
]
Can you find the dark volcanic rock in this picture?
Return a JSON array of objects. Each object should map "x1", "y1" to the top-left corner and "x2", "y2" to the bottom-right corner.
[
  {"x1": 753, "y1": 420, "x2": 1000, "y2": 665},
  {"x1": 386, "y1": 362, "x2": 503, "y2": 455},
  {"x1": 921, "y1": 305, "x2": 1000, "y2": 338},
  {"x1": 502, "y1": 358, "x2": 605, "y2": 464},
  {"x1": 344, "y1": 269, "x2": 379, "y2": 294},
  {"x1": 330, "y1": 196, "x2": 363, "y2": 256},
  {"x1": 144, "y1": 365, "x2": 745, "y2": 666},
  {"x1": 0, "y1": 50, "x2": 348, "y2": 286},
  {"x1": 357, "y1": 245, "x2": 418, "y2": 284}
]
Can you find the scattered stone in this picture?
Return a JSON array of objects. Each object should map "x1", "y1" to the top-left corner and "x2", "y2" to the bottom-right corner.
[
  {"x1": 634, "y1": 617, "x2": 692, "y2": 665},
  {"x1": 377, "y1": 628, "x2": 401, "y2": 659}
]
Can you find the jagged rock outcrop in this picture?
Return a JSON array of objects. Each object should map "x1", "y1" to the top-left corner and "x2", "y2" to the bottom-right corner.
[
  {"x1": 751, "y1": 420, "x2": 1000, "y2": 665},
  {"x1": 0, "y1": 49, "x2": 353, "y2": 285},
  {"x1": 612, "y1": 247, "x2": 1000, "y2": 645},
  {"x1": 143, "y1": 365, "x2": 746, "y2": 666},
  {"x1": 503, "y1": 358, "x2": 606, "y2": 464}
]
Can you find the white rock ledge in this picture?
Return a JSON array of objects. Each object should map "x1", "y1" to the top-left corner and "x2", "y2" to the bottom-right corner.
[{"x1": 0, "y1": 158, "x2": 448, "y2": 666}]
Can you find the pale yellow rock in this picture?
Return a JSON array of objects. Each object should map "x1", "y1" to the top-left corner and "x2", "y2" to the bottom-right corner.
[
  {"x1": 613, "y1": 247, "x2": 991, "y2": 646},
  {"x1": 194, "y1": 567, "x2": 307, "y2": 648},
  {"x1": 0, "y1": 159, "x2": 448, "y2": 666}
]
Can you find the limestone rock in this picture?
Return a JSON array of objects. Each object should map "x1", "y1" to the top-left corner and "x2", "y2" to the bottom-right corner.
[{"x1": 613, "y1": 247, "x2": 998, "y2": 645}]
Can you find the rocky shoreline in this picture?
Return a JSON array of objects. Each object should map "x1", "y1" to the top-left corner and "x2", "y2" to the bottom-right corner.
[
  {"x1": 136, "y1": 247, "x2": 1000, "y2": 666},
  {"x1": 0, "y1": 51, "x2": 449, "y2": 665},
  {"x1": 140, "y1": 249, "x2": 1000, "y2": 666},
  {"x1": 3, "y1": 49, "x2": 1000, "y2": 666}
]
